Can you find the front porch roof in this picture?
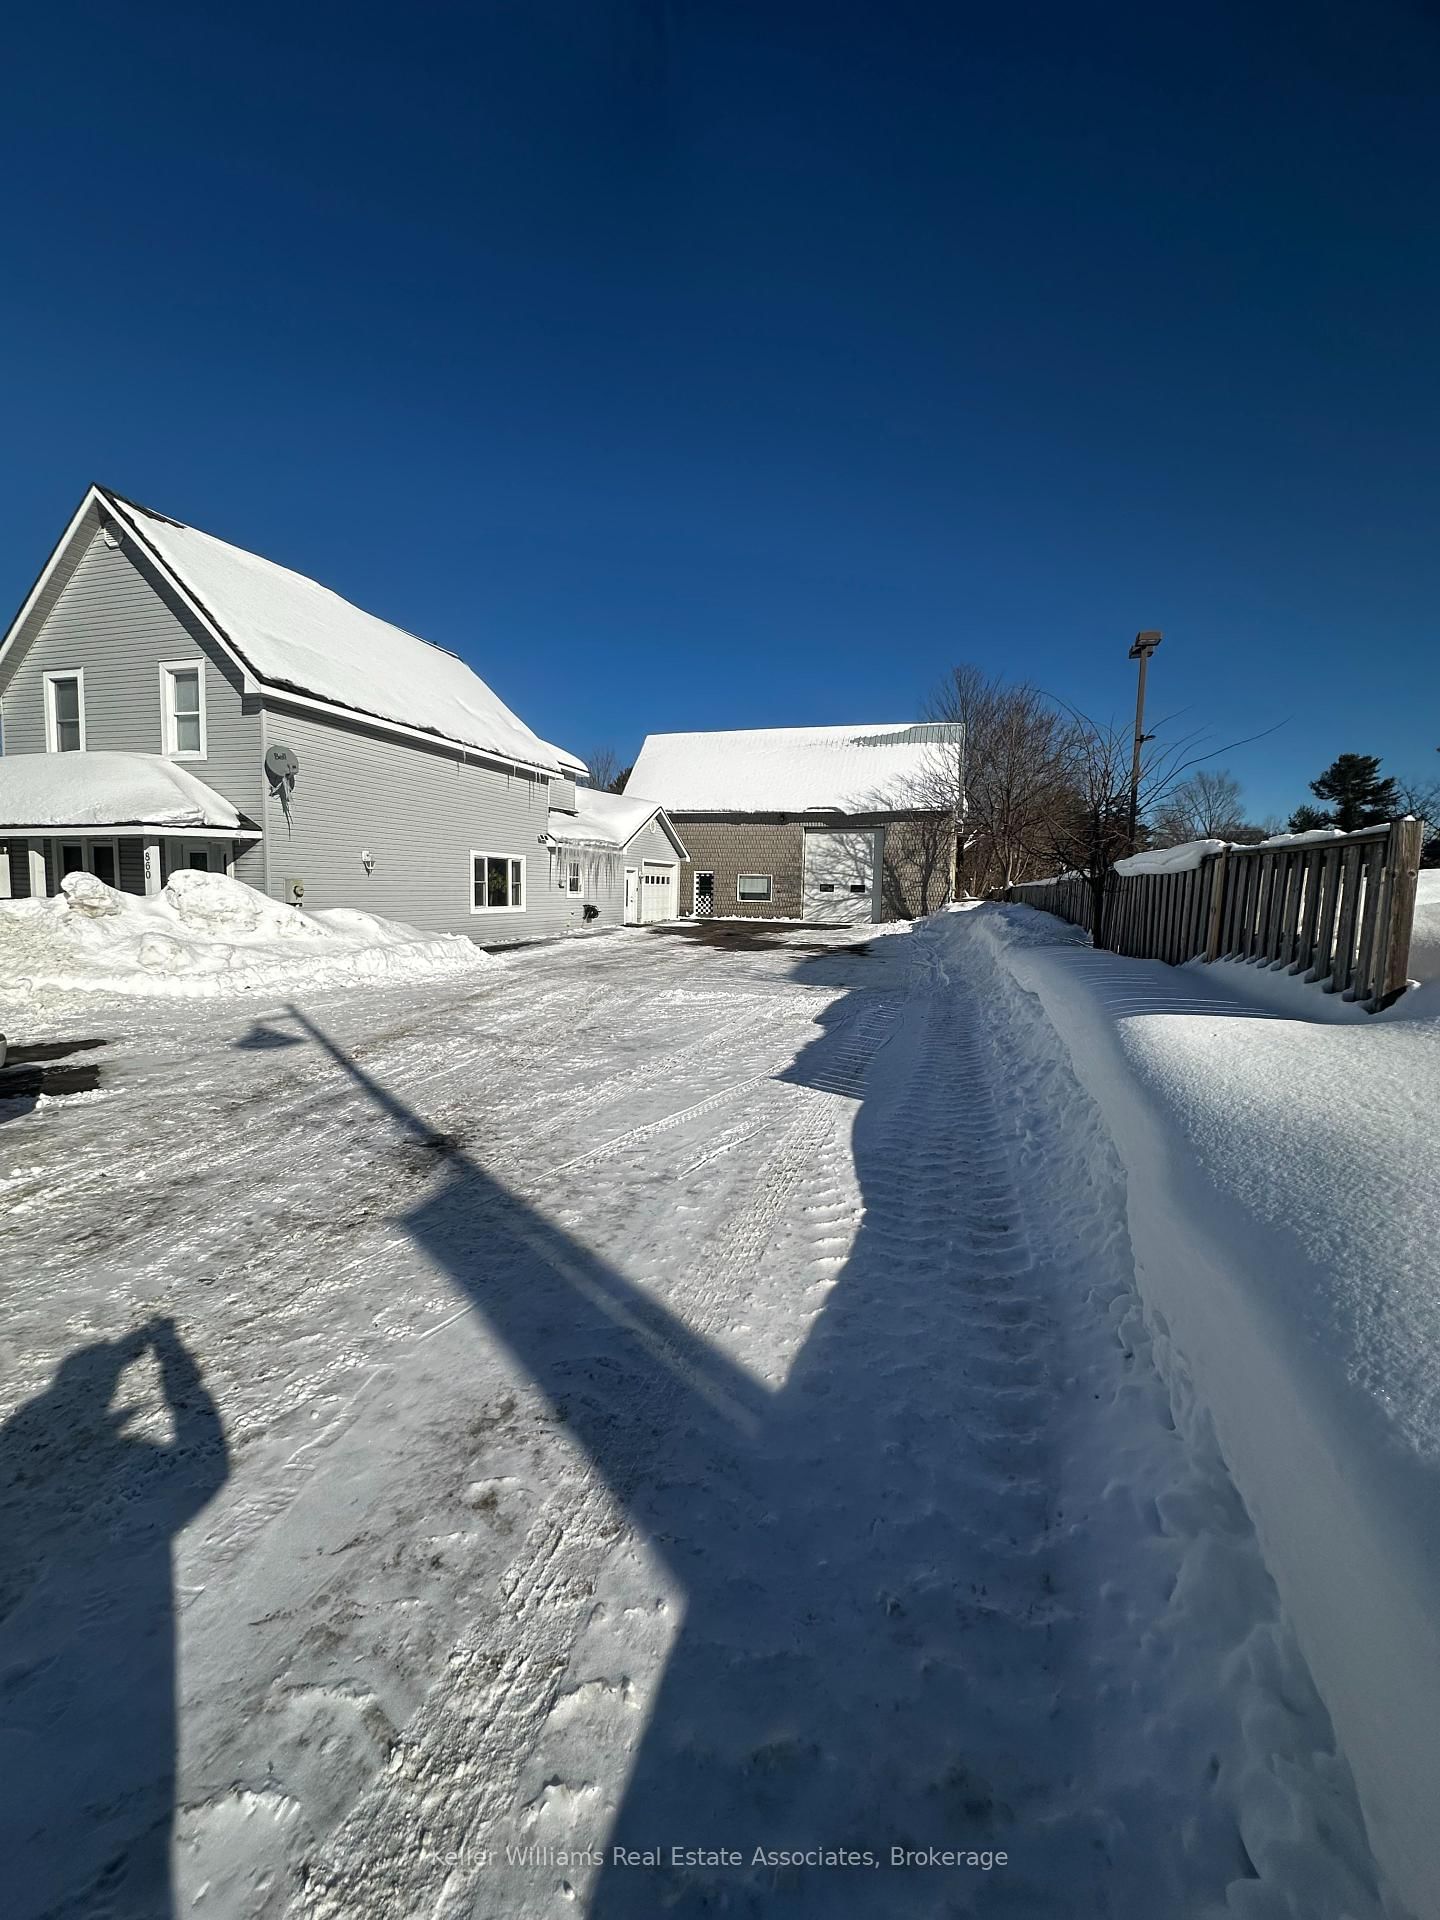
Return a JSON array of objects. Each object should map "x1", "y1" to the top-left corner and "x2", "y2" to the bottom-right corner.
[{"x1": 0, "y1": 751, "x2": 258, "y2": 837}]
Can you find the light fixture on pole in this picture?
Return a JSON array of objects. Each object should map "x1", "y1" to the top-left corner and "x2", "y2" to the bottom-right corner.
[{"x1": 1127, "y1": 630, "x2": 1162, "y2": 851}]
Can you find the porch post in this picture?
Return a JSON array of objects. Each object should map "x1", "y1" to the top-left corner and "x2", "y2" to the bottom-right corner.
[
  {"x1": 0, "y1": 844, "x2": 11, "y2": 899},
  {"x1": 142, "y1": 838, "x2": 163, "y2": 895},
  {"x1": 27, "y1": 840, "x2": 47, "y2": 898}
]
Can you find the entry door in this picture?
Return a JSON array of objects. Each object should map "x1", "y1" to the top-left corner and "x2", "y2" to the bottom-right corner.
[
  {"x1": 624, "y1": 867, "x2": 640, "y2": 924},
  {"x1": 803, "y1": 828, "x2": 879, "y2": 924},
  {"x1": 693, "y1": 870, "x2": 715, "y2": 917}
]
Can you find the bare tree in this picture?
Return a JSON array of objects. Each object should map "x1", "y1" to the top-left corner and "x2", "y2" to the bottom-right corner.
[
  {"x1": 1048, "y1": 713, "x2": 1279, "y2": 943},
  {"x1": 1148, "y1": 768, "x2": 1248, "y2": 846},
  {"x1": 925, "y1": 667, "x2": 1073, "y2": 893},
  {"x1": 1396, "y1": 775, "x2": 1440, "y2": 866},
  {"x1": 579, "y1": 747, "x2": 632, "y2": 794}
]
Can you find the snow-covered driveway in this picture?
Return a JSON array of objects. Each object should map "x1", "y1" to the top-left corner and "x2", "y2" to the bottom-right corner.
[{"x1": 1, "y1": 919, "x2": 1389, "y2": 1919}]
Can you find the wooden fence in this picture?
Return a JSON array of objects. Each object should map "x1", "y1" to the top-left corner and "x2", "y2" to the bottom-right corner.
[{"x1": 1006, "y1": 817, "x2": 1423, "y2": 1013}]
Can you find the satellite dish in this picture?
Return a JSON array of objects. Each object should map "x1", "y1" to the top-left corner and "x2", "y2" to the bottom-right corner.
[{"x1": 264, "y1": 743, "x2": 299, "y2": 789}]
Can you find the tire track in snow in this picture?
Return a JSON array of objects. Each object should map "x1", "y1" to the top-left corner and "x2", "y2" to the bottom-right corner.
[{"x1": 292, "y1": 997, "x2": 905, "y2": 1920}]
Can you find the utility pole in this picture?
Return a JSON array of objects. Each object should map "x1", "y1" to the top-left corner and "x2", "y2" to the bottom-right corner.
[{"x1": 1127, "y1": 631, "x2": 1162, "y2": 852}]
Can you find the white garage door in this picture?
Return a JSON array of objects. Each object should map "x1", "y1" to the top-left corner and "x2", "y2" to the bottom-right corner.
[
  {"x1": 639, "y1": 861, "x2": 678, "y2": 923},
  {"x1": 804, "y1": 828, "x2": 879, "y2": 924}
]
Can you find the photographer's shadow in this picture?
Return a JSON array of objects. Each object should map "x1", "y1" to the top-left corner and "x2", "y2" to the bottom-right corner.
[{"x1": 0, "y1": 1317, "x2": 228, "y2": 1920}]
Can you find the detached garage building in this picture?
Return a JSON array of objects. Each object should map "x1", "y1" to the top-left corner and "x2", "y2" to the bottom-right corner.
[{"x1": 626, "y1": 723, "x2": 959, "y2": 925}]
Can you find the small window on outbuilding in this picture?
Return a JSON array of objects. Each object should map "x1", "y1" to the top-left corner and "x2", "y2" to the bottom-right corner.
[{"x1": 737, "y1": 873, "x2": 773, "y2": 903}]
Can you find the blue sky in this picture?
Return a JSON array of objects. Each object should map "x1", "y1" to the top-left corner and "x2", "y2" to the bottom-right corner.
[{"x1": 2, "y1": 0, "x2": 1437, "y2": 820}]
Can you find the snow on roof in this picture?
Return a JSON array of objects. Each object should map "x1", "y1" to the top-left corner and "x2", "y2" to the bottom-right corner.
[
  {"x1": 546, "y1": 786, "x2": 683, "y2": 853},
  {"x1": 100, "y1": 491, "x2": 583, "y2": 777},
  {"x1": 0, "y1": 751, "x2": 243, "y2": 830},
  {"x1": 627, "y1": 723, "x2": 958, "y2": 814}
]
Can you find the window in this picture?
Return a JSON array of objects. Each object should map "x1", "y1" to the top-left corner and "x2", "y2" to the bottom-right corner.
[
  {"x1": 737, "y1": 873, "x2": 773, "y2": 903},
  {"x1": 471, "y1": 851, "x2": 525, "y2": 913},
  {"x1": 566, "y1": 859, "x2": 582, "y2": 894},
  {"x1": 44, "y1": 671, "x2": 85, "y2": 753},
  {"x1": 160, "y1": 661, "x2": 207, "y2": 759},
  {"x1": 90, "y1": 842, "x2": 118, "y2": 887},
  {"x1": 58, "y1": 841, "x2": 85, "y2": 877}
]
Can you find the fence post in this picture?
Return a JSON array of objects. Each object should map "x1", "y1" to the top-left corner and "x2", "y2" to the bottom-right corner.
[
  {"x1": 1373, "y1": 816, "x2": 1424, "y2": 1011},
  {"x1": 1204, "y1": 848, "x2": 1229, "y2": 962}
]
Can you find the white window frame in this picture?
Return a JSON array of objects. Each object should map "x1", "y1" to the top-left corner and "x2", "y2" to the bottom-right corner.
[
  {"x1": 565, "y1": 858, "x2": 582, "y2": 895},
  {"x1": 470, "y1": 849, "x2": 526, "y2": 914},
  {"x1": 736, "y1": 872, "x2": 773, "y2": 903},
  {"x1": 159, "y1": 659, "x2": 207, "y2": 760},
  {"x1": 43, "y1": 669, "x2": 86, "y2": 753}
]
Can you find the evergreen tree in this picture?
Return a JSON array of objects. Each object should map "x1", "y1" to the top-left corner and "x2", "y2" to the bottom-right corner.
[
  {"x1": 1286, "y1": 803, "x2": 1332, "y2": 833},
  {"x1": 1301, "y1": 754, "x2": 1399, "y2": 832}
]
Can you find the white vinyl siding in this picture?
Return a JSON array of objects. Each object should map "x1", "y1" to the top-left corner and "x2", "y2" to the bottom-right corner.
[
  {"x1": 44, "y1": 670, "x2": 85, "y2": 752},
  {"x1": 160, "y1": 659, "x2": 207, "y2": 759},
  {"x1": 471, "y1": 850, "x2": 525, "y2": 913}
]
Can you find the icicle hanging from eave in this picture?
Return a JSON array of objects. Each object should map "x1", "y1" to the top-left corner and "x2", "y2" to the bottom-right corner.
[{"x1": 547, "y1": 837, "x2": 624, "y2": 900}]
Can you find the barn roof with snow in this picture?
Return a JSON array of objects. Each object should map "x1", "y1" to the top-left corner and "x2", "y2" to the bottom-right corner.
[
  {"x1": 0, "y1": 486, "x2": 584, "y2": 779},
  {"x1": 627, "y1": 722, "x2": 959, "y2": 815}
]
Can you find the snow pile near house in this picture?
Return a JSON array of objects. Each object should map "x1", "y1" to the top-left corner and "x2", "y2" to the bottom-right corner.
[
  {"x1": 0, "y1": 750, "x2": 241, "y2": 829},
  {"x1": 0, "y1": 871, "x2": 497, "y2": 997},
  {"x1": 1114, "y1": 838, "x2": 1226, "y2": 875},
  {"x1": 924, "y1": 902, "x2": 1440, "y2": 1920}
]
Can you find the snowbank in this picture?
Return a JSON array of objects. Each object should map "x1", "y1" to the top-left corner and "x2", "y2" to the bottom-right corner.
[
  {"x1": 0, "y1": 871, "x2": 498, "y2": 997},
  {"x1": 925, "y1": 903, "x2": 1440, "y2": 1920},
  {"x1": 1114, "y1": 838, "x2": 1226, "y2": 875},
  {"x1": 0, "y1": 751, "x2": 242, "y2": 829},
  {"x1": 1408, "y1": 870, "x2": 1440, "y2": 986}
]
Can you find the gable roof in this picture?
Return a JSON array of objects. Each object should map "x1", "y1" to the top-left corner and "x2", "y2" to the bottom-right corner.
[
  {"x1": 1, "y1": 487, "x2": 584, "y2": 778},
  {"x1": 627, "y1": 723, "x2": 959, "y2": 815},
  {"x1": 546, "y1": 786, "x2": 688, "y2": 858}
]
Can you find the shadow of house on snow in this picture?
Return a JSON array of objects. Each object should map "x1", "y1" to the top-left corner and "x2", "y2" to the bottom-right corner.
[
  {"x1": 287, "y1": 965, "x2": 1093, "y2": 1918},
  {"x1": 0, "y1": 1317, "x2": 228, "y2": 1919}
]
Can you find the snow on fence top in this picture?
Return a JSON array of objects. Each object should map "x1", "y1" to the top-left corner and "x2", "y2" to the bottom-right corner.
[
  {"x1": 101, "y1": 491, "x2": 583, "y2": 778},
  {"x1": 0, "y1": 750, "x2": 242, "y2": 830},
  {"x1": 546, "y1": 787, "x2": 677, "y2": 850},
  {"x1": 628, "y1": 722, "x2": 959, "y2": 814},
  {"x1": 1113, "y1": 838, "x2": 1228, "y2": 876}
]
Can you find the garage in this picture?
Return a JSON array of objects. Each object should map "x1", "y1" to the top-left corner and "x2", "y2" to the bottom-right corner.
[
  {"x1": 638, "y1": 859, "x2": 678, "y2": 923},
  {"x1": 803, "y1": 827, "x2": 879, "y2": 924}
]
